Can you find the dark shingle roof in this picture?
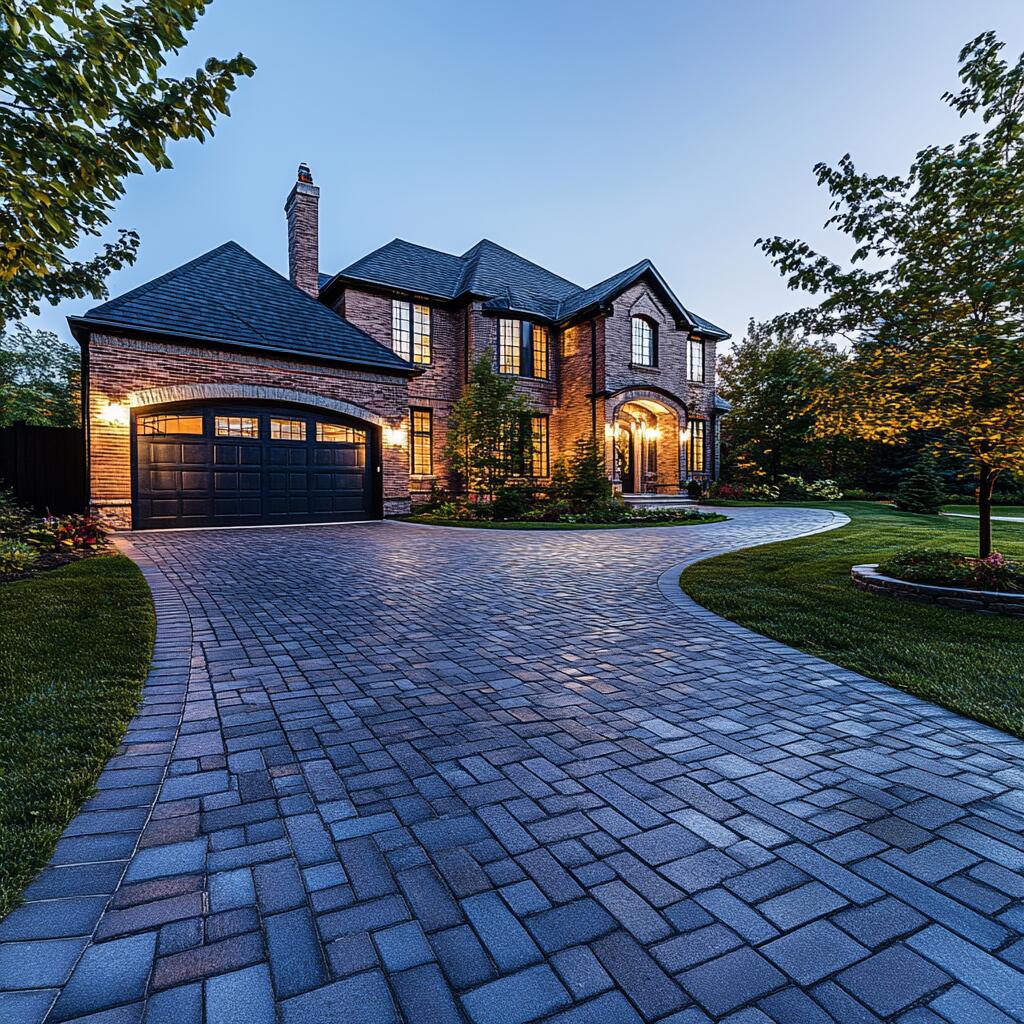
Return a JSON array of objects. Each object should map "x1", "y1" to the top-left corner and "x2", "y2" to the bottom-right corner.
[
  {"x1": 72, "y1": 241, "x2": 416, "y2": 374},
  {"x1": 327, "y1": 239, "x2": 729, "y2": 338}
]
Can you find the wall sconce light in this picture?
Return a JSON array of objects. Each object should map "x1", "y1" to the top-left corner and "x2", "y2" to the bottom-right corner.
[
  {"x1": 680, "y1": 425, "x2": 692, "y2": 444},
  {"x1": 384, "y1": 423, "x2": 407, "y2": 447},
  {"x1": 643, "y1": 426, "x2": 661, "y2": 442},
  {"x1": 98, "y1": 401, "x2": 130, "y2": 427}
]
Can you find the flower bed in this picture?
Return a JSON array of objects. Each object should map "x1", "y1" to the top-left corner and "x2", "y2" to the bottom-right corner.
[
  {"x1": 0, "y1": 490, "x2": 108, "y2": 581},
  {"x1": 877, "y1": 548, "x2": 1024, "y2": 593}
]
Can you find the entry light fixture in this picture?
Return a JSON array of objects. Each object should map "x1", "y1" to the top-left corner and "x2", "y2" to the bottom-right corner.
[
  {"x1": 643, "y1": 425, "x2": 661, "y2": 442},
  {"x1": 98, "y1": 400, "x2": 130, "y2": 427},
  {"x1": 384, "y1": 422, "x2": 407, "y2": 447}
]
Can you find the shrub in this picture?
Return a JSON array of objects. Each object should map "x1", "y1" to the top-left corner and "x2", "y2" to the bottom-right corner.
[
  {"x1": 746, "y1": 483, "x2": 781, "y2": 500},
  {"x1": 428, "y1": 500, "x2": 478, "y2": 521},
  {"x1": 686, "y1": 479, "x2": 705, "y2": 500},
  {"x1": 549, "y1": 438, "x2": 618, "y2": 514},
  {"x1": 708, "y1": 482, "x2": 746, "y2": 500},
  {"x1": 0, "y1": 487, "x2": 30, "y2": 539},
  {"x1": 491, "y1": 482, "x2": 535, "y2": 521},
  {"x1": 878, "y1": 548, "x2": 1024, "y2": 593},
  {"x1": 804, "y1": 479, "x2": 843, "y2": 500},
  {"x1": 24, "y1": 514, "x2": 107, "y2": 551},
  {"x1": 0, "y1": 538, "x2": 38, "y2": 575},
  {"x1": 895, "y1": 457, "x2": 945, "y2": 514},
  {"x1": 843, "y1": 488, "x2": 894, "y2": 502}
]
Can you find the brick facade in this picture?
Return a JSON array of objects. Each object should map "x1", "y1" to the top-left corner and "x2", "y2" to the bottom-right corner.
[{"x1": 85, "y1": 333, "x2": 411, "y2": 528}]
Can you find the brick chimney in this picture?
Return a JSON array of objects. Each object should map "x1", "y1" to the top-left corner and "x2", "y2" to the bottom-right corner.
[{"x1": 285, "y1": 163, "x2": 320, "y2": 297}]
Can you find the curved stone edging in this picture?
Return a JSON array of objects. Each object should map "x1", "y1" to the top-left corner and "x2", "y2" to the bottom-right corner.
[{"x1": 852, "y1": 563, "x2": 1024, "y2": 619}]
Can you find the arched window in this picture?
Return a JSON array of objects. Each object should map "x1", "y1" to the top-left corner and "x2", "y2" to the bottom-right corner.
[{"x1": 631, "y1": 317, "x2": 656, "y2": 367}]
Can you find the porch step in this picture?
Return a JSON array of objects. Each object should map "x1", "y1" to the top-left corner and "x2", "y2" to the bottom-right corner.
[{"x1": 622, "y1": 494, "x2": 697, "y2": 509}]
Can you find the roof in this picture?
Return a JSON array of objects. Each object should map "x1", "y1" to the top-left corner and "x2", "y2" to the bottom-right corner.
[
  {"x1": 327, "y1": 239, "x2": 730, "y2": 338},
  {"x1": 71, "y1": 242, "x2": 417, "y2": 375}
]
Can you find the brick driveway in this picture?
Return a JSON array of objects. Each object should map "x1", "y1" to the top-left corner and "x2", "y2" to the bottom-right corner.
[{"x1": 4, "y1": 507, "x2": 1024, "y2": 1024}]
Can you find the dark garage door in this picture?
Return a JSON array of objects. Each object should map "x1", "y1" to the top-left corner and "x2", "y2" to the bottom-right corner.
[{"x1": 133, "y1": 402, "x2": 378, "y2": 529}]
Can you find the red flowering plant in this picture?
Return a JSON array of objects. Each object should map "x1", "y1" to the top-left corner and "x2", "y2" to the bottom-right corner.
[{"x1": 25, "y1": 514, "x2": 107, "y2": 552}]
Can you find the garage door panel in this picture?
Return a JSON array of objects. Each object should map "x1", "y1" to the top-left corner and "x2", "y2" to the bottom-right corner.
[{"x1": 135, "y1": 402, "x2": 376, "y2": 529}]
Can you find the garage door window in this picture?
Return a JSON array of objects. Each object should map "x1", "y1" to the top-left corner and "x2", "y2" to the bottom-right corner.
[
  {"x1": 137, "y1": 413, "x2": 203, "y2": 436},
  {"x1": 270, "y1": 418, "x2": 306, "y2": 441},
  {"x1": 316, "y1": 422, "x2": 364, "y2": 443},
  {"x1": 215, "y1": 415, "x2": 259, "y2": 438}
]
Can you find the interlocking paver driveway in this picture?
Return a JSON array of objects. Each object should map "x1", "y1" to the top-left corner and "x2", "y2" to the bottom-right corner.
[{"x1": 4, "y1": 507, "x2": 1024, "y2": 1024}]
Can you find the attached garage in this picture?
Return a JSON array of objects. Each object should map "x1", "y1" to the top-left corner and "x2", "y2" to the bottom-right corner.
[{"x1": 132, "y1": 402, "x2": 379, "y2": 529}]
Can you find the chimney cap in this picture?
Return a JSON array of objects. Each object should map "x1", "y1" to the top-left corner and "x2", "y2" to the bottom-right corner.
[{"x1": 297, "y1": 162, "x2": 313, "y2": 184}]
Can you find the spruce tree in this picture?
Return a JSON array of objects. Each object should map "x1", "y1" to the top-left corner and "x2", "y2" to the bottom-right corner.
[{"x1": 895, "y1": 457, "x2": 946, "y2": 514}]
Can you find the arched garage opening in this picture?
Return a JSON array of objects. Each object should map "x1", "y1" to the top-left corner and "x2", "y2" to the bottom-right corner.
[{"x1": 129, "y1": 392, "x2": 383, "y2": 529}]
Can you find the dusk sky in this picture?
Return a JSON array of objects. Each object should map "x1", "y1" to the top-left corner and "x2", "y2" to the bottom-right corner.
[{"x1": 26, "y1": 0, "x2": 1024, "y2": 347}]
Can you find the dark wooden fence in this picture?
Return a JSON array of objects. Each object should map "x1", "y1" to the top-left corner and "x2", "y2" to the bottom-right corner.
[{"x1": 0, "y1": 422, "x2": 86, "y2": 514}]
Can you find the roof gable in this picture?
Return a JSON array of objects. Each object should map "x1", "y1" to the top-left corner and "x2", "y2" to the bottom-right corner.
[{"x1": 73, "y1": 242, "x2": 415, "y2": 374}]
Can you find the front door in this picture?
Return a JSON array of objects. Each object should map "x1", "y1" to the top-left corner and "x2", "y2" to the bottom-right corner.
[{"x1": 616, "y1": 429, "x2": 636, "y2": 493}]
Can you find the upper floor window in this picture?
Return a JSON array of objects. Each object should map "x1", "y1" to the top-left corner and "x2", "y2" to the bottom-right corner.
[
  {"x1": 631, "y1": 317, "x2": 656, "y2": 367},
  {"x1": 687, "y1": 336, "x2": 705, "y2": 383},
  {"x1": 392, "y1": 300, "x2": 431, "y2": 364},
  {"x1": 498, "y1": 319, "x2": 549, "y2": 379}
]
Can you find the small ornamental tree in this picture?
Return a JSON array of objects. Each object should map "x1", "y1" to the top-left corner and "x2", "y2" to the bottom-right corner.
[
  {"x1": 758, "y1": 31, "x2": 1024, "y2": 556},
  {"x1": 549, "y1": 437, "x2": 614, "y2": 513},
  {"x1": 443, "y1": 355, "x2": 532, "y2": 500},
  {"x1": 895, "y1": 456, "x2": 946, "y2": 515},
  {"x1": 0, "y1": 0, "x2": 255, "y2": 326}
]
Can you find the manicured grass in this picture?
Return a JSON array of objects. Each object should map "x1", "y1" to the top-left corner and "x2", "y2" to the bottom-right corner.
[
  {"x1": 402, "y1": 513, "x2": 729, "y2": 531},
  {"x1": 681, "y1": 501, "x2": 1024, "y2": 737},
  {"x1": 0, "y1": 554, "x2": 155, "y2": 918}
]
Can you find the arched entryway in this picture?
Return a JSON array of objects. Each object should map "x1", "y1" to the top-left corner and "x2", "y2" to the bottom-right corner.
[{"x1": 607, "y1": 390, "x2": 687, "y2": 495}]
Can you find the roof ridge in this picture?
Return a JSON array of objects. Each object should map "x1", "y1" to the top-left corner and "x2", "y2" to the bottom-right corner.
[{"x1": 87, "y1": 241, "x2": 241, "y2": 317}]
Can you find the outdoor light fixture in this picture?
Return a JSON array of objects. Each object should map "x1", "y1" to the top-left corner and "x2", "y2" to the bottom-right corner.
[
  {"x1": 384, "y1": 423, "x2": 407, "y2": 446},
  {"x1": 98, "y1": 401, "x2": 130, "y2": 427},
  {"x1": 680, "y1": 424, "x2": 692, "y2": 443},
  {"x1": 643, "y1": 425, "x2": 661, "y2": 442}
]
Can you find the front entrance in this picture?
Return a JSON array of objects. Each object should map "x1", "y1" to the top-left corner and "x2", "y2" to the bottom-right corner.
[
  {"x1": 614, "y1": 428, "x2": 637, "y2": 493},
  {"x1": 132, "y1": 401, "x2": 379, "y2": 529},
  {"x1": 612, "y1": 396, "x2": 683, "y2": 494}
]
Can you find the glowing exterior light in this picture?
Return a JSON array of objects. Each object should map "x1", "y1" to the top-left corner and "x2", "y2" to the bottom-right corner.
[
  {"x1": 384, "y1": 423, "x2": 407, "y2": 447},
  {"x1": 98, "y1": 401, "x2": 130, "y2": 427},
  {"x1": 643, "y1": 425, "x2": 661, "y2": 442}
]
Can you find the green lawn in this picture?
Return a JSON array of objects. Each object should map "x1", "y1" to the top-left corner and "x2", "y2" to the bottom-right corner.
[
  {"x1": 402, "y1": 513, "x2": 728, "y2": 530},
  {"x1": 0, "y1": 555, "x2": 154, "y2": 918},
  {"x1": 681, "y1": 501, "x2": 1024, "y2": 737}
]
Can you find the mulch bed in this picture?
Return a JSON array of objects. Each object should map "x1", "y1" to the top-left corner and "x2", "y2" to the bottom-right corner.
[{"x1": 0, "y1": 548, "x2": 99, "y2": 585}]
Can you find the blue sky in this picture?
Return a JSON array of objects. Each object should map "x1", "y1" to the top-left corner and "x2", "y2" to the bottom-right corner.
[{"x1": 26, "y1": 0, "x2": 1024, "y2": 347}]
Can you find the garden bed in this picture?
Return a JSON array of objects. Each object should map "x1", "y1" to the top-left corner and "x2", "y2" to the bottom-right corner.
[
  {"x1": 402, "y1": 510, "x2": 727, "y2": 530},
  {"x1": 852, "y1": 563, "x2": 1024, "y2": 619}
]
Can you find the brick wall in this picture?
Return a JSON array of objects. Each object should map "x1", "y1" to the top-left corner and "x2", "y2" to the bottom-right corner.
[
  {"x1": 552, "y1": 318, "x2": 602, "y2": 470},
  {"x1": 86, "y1": 333, "x2": 411, "y2": 527}
]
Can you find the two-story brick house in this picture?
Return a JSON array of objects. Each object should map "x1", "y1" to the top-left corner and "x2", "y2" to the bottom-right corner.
[{"x1": 69, "y1": 166, "x2": 730, "y2": 530}]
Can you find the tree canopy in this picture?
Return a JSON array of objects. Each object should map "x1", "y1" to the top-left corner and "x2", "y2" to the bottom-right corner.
[
  {"x1": 0, "y1": 0, "x2": 255, "y2": 326},
  {"x1": 0, "y1": 323, "x2": 80, "y2": 427},
  {"x1": 758, "y1": 31, "x2": 1024, "y2": 555}
]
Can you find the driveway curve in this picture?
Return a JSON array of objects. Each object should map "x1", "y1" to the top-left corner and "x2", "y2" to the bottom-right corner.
[{"x1": 4, "y1": 507, "x2": 1024, "y2": 1024}]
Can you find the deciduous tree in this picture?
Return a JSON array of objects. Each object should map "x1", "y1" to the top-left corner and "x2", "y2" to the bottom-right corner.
[
  {"x1": 0, "y1": 323, "x2": 80, "y2": 427},
  {"x1": 758, "y1": 31, "x2": 1024, "y2": 555},
  {"x1": 0, "y1": 0, "x2": 255, "y2": 326}
]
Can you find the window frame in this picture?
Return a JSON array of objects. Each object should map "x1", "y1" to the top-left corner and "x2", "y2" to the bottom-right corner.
[
  {"x1": 631, "y1": 316, "x2": 658, "y2": 368},
  {"x1": 269, "y1": 417, "x2": 307, "y2": 442},
  {"x1": 530, "y1": 414, "x2": 550, "y2": 478},
  {"x1": 687, "y1": 335, "x2": 706, "y2": 383},
  {"x1": 391, "y1": 298, "x2": 431, "y2": 365},
  {"x1": 214, "y1": 415, "x2": 259, "y2": 439},
  {"x1": 497, "y1": 319, "x2": 550, "y2": 380},
  {"x1": 687, "y1": 419, "x2": 706, "y2": 474},
  {"x1": 136, "y1": 413, "x2": 204, "y2": 436},
  {"x1": 409, "y1": 408, "x2": 433, "y2": 476}
]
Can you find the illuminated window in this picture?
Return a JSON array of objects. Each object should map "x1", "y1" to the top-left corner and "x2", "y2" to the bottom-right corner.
[
  {"x1": 392, "y1": 300, "x2": 430, "y2": 364},
  {"x1": 137, "y1": 413, "x2": 203, "y2": 436},
  {"x1": 215, "y1": 415, "x2": 258, "y2": 438},
  {"x1": 688, "y1": 337, "x2": 705, "y2": 383},
  {"x1": 499, "y1": 319, "x2": 521, "y2": 374},
  {"x1": 270, "y1": 418, "x2": 306, "y2": 441},
  {"x1": 531, "y1": 415, "x2": 549, "y2": 477},
  {"x1": 532, "y1": 326, "x2": 549, "y2": 379},
  {"x1": 499, "y1": 320, "x2": 549, "y2": 378},
  {"x1": 317, "y1": 422, "x2": 364, "y2": 443},
  {"x1": 410, "y1": 409, "x2": 433, "y2": 475},
  {"x1": 631, "y1": 317, "x2": 656, "y2": 366},
  {"x1": 688, "y1": 420, "x2": 706, "y2": 473}
]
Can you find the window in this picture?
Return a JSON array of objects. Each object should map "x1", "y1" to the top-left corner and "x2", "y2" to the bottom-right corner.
[
  {"x1": 270, "y1": 418, "x2": 306, "y2": 441},
  {"x1": 688, "y1": 419, "x2": 706, "y2": 474},
  {"x1": 631, "y1": 317, "x2": 656, "y2": 366},
  {"x1": 499, "y1": 319, "x2": 521, "y2": 375},
  {"x1": 410, "y1": 409, "x2": 433, "y2": 475},
  {"x1": 215, "y1": 415, "x2": 258, "y2": 438},
  {"x1": 498, "y1": 319, "x2": 549, "y2": 379},
  {"x1": 531, "y1": 415, "x2": 549, "y2": 477},
  {"x1": 317, "y1": 422, "x2": 364, "y2": 443},
  {"x1": 392, "y1": 300, "x2": 431, "y2": 364},
  {"x1": 137, "y1": 413, "x2": 203, "y2": 436},
  {"x1": 688, "y1": 336, "x2": 705, "y2": 383}
]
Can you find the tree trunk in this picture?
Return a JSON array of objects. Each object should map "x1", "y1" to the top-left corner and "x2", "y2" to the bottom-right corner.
[{"x1": 978, "y1": 464, "x2": 996, "y2": 558}]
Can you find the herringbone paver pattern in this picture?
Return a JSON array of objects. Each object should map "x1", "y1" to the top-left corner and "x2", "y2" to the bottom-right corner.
[{"x1": 4, "y1": 508, "x2": 1024, "y2": 1024}]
